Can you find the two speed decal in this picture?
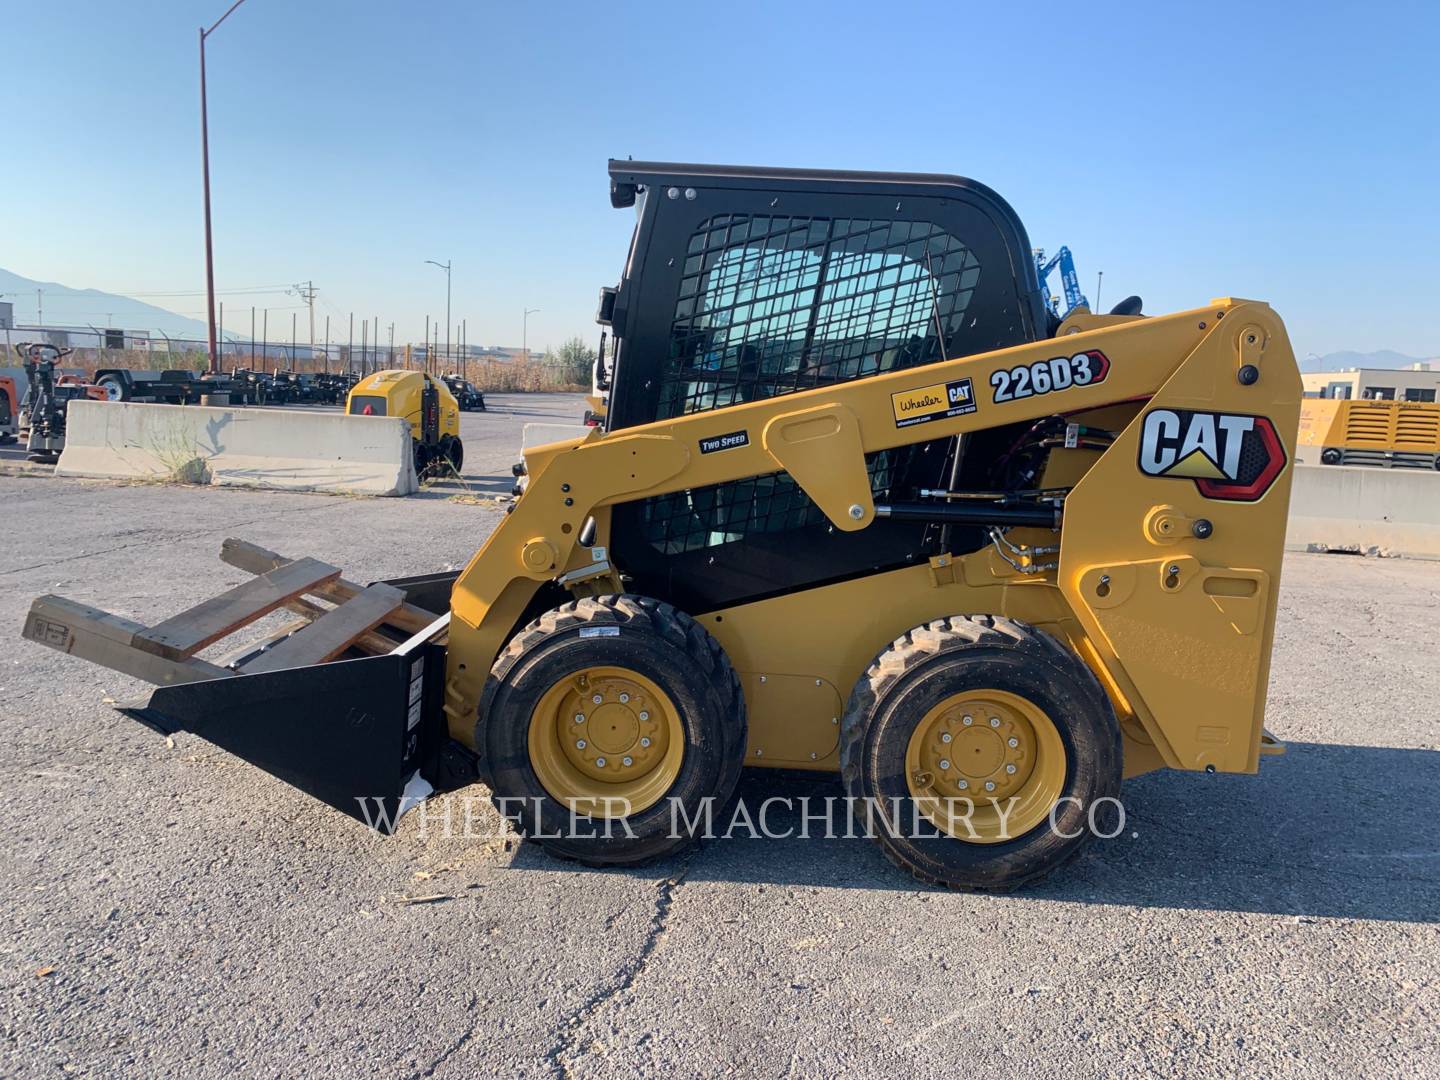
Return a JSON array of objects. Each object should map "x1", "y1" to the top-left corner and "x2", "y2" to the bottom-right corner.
[{"x1": 990, "y1": 350, "x2": 1109, "y2": 403}]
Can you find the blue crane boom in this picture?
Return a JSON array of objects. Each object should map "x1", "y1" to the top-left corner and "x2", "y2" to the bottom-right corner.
[{"x1": 1034, "y1": 246, "x2": 1090, "y2": 319}]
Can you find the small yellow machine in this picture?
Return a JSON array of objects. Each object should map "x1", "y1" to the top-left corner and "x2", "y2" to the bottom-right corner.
[
  {"x1": 24, "y1": 161, "x2": 1302, "y2": 889},
  {"x1": 347, "y1": 369, "x2": 463, "y2": 475},
  {"x1": 1298, "y1": 397, "x2": 1440, "y2": 469}
]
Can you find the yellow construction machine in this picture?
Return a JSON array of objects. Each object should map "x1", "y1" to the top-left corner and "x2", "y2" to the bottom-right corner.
[
  {"x1": 1297, "y1": 397, "x2": 1440, "y2": 469},
  {"x1": 347, "y1": 368, "x2": 463, "y2": 476},
  {"x1": 23, "y1": 161, "x2": 1301, "y2": 888}
]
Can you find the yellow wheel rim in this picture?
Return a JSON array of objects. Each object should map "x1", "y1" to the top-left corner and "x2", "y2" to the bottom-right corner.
[
  {"x1": 904, "y1": 688, "x2": 1067, "y2": 844},
  {"x1": 528, "y1": 666, "x2": 684, "y2": 818}
]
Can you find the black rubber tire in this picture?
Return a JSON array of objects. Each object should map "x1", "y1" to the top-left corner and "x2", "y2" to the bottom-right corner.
[
  {"x1": 478, "y1": 595, "x2": 746, "y2": 866},
  {"x1": 445, "y1": 436, "x2": 463, "y2": 473},
  {"x1": 839, "y1": 615, "x2": 1122, "y2": 891},
  {"x1": 97, "y1": 374, "x2": 129, "y2": 402},
  {"x1": 413, "y1": 441, "x2": 433, "y2": 478}
]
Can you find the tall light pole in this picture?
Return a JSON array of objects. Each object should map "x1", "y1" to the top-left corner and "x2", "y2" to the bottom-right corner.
[
  {"x1": 426, "y1": 259, "x2": 451, "y2": 371},
  {"x1": 523, "y1": 307, "x2": 540, "y2": 363},
  {"x1": 199, "y1": 0, "x2": 250, "y2": 375}
]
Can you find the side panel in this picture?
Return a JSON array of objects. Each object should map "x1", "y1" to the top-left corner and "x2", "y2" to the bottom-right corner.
[{"x1": 1058, "y1": 303, "x2": 1300, "y2": 773}]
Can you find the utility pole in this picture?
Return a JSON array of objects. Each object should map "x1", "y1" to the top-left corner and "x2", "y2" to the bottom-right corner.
[
  {"x1": 424, "y1": 314, "x2": 430, "y2": 374},
  {"x1": 523, "y1": 307, "x2": 540, "y2": 363},
  {"x1": 361, "y1": 319, "x2": 368, "y2": 376},
  {"x1": 425, "y1": 259, "x2": 451, "y2": 370},
  {"x1": 262, "y1": 308, "x2": 268, "y2": 369},
  {"x1": 323, "y1": 314, "x2": 330, "y2": 374},
  {"x1": 199, "y1": 0, "x2": 252, "y2": 374},
  {"x1": 291, "y1": 311, "x2": 297, "y2": 366},
  {"x1": 461, "y1": 319, "x2": 467, "y2": 382},
  {"x1": 373, "y1": 317, "x2": 379, "y2": 372},
  {"x1": 250, "y1": 306, "x2": 255, "y2": 366},
  {"x1": 294, "y1": 280, "x2": 317, "y2": 354},
  {"x1": 348, "y1": 312, "x2": 353, "y2": 376},
  {"x1": 388, "y1": 323, "x2": 394, "y2": 368},
  {"x1": 36, "y1": 288, "x2": 42, "y2": 327},
  {"x1": 1095, "y1": 271, "x2": 1104, "y2": 314}
]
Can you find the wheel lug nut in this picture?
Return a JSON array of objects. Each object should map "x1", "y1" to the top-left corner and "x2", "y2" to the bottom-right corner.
[
  {"x1": 595, "y1": 757, "x2": 607, "y2": 767},
  {"x1": 619, "y1": 693, "x2": 630, "y2": 703},
  {"x1": 575, "y1": 713, "x2": 586, "y2": 724},
  {"x1": 622, "y1": 756, "x2": 633, "y2": 767},
  {"x1": 962, "y1": 715, "x2": 973, "y2": 726},
  {"x1": 576, "y1": 739, "x2": 587, "y2": 749},
  {"x1": 957, "y1": 780, "x2": 969, "y2": 790},
  {"x1": 940, "y1": 732, "x2": 952, "y2": 744},
  {"x1": 592, "y1": 694, "x2": 603, "y2": 704},
  {"x1": 639, "y1": 711, "x2": 649, "y2": 721},
  {"x1": 989, "y1": 717, "x2": 1000, "y2": 728},
  {"x1": 939, "y1": 759, "x2": 951, "y2": 770},
  {"x1": 1007, "y1": 737, "x2": 1018, "y2": 748},
  {"x1": 1006, "y1": 764, "x2": 1017, "y2": 774},
  {"x1": 985, "y1": 781, "x2": 996, "y2": 791},
  {"x1": 640, "y1": 737, "x2": 651, "y2": 748}
]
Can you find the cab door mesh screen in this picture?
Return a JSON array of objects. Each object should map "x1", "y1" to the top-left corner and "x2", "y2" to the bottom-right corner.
[
  {"x1": 638, "y1": 214, "x2": 977, "y2": 554},
  {"x1": 659, "y1": 214, "x2": 981, "y2": 419}
]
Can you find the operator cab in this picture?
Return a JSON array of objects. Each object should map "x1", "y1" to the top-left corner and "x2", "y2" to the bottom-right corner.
[{"x1": 592, "y1": 160, "x2": 1051, "y2": 613}]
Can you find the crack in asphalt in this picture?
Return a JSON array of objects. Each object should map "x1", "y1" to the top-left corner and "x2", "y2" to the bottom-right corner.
[
  {"x1": 406, "y1": 992, "x2": 480, "y2": 1079},
  {"x1": 0, "y1": 501, "x2": 349, "y2": 577},
  {"x1": 544, "y1": 849, "x2": 699, "y2": 1077}
]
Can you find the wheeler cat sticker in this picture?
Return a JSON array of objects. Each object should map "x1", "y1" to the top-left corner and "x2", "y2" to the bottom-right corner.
[
  {"x1": 1138, "y1": 409, "x2": 1287, "y2": 501},
  {"x1": 990, "y1": 350, "x2": 1109, "y2": 403},
  {"x1": 891, "y1": 377, "x2": 977, "y2": 428}
]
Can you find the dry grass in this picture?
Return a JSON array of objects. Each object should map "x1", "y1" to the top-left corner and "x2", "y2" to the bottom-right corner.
[{"x1": 57, "y1": 349, "x2": 585, "y2": 392}]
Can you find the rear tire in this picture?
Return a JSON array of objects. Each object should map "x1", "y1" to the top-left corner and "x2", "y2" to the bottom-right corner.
[
  {"x1": 444, "y1": 435, "x2": 464, "y2": 473},
  {"x1": 479, "y1": 595, "x2": 746, "y2": 865},
  {"x1": 97, "y1": 375, "x2": 129, "y2": 402},
  {"x1": 840, "y1": 615, "x2": 1121, "y2": 891}
]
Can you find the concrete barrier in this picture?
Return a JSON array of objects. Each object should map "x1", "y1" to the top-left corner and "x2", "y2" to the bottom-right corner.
[
  {"x1": 1287, "y1": 464, "x2": 1440, "y2": 560},
  {"x1": 56, "y1": 401, "x2": 417, "y2": 496}
]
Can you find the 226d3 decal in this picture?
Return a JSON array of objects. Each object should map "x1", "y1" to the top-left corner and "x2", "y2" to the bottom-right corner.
[
  {"x1": 990, "y1": 350, "x2": 1109, "y2": 403},
  {"x1": 1138, "y1": 409, "x2": 1287, "y2": 501}
]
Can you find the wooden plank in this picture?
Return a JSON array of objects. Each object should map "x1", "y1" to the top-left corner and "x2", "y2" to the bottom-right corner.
[
  {"x1": 133, "y1": 557, "x2": 340, "y2": 661},
  {"x1": 24, "y1": 596, "x2": 230, "y2": 686},
  {"x1": 275, "y1": 595, "x2": 395, "y2": 655},
  {"x1": 214, "y1": 617, "x2": 313, "y2": 670},
  {"x1": 220, "y1": 538, "x2": 434, "y2": 633},
  {"x1": 240, "y1": 584, "x2": 406, "y2": 674}
]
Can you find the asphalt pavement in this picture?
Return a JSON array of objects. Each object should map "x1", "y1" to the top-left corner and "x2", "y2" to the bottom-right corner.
[{"x1": 0, "y1": 391, "x2": 1435, "y2": 1077}]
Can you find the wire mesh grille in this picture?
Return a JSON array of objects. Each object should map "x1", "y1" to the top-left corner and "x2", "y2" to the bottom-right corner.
[
  {"x1": 639, "y1": 451, "x2": 909, "y2": 555},
  {"x1": 659, "y1": 214, "x2": 982, "y2": 420}
]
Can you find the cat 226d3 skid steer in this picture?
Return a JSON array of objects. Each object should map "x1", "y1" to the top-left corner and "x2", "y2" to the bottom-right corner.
[{"x1": 23, "y1": 161, "x2": 1300, "y2": 889}]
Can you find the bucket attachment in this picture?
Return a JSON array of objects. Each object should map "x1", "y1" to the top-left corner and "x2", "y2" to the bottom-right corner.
[{"x1": 21, "y1": 540, "x2": 472, "y2": 833}]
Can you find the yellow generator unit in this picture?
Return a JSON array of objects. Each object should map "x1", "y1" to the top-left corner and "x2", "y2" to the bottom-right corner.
[
  {"x1": 24, "y1": 161, "x2": 1303, "y2": 890},
  {"x1": 347, "y1": 368, "x2": 463, "y2": 476},
  {"x1": 1298, "y1": 397, "x2": 1440, "y2": 469}
]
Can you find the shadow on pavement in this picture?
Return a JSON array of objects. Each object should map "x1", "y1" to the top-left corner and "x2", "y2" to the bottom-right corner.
[{"x1": 507, "y1": 741, "x2": 1440, "y2": 922}]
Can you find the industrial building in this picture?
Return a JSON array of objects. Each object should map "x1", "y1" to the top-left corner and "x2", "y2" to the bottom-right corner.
[{"x1": 1302, "y1": 363, "x2": 1440, "y2": 402}]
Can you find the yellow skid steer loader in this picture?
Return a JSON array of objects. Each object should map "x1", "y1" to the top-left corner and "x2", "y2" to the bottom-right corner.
[{"x1": 23, "y1": 161, "x2": 1300, "y2": 889}]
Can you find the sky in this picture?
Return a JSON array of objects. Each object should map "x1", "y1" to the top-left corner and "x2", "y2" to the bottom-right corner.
[{"x1": 1, "y1": 0, "x2": 1437, "y2": 361}]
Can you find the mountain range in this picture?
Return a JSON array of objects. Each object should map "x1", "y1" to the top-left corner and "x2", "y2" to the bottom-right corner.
[
  {"x1": 0, "y1": 267, "x2": 212, "y2": 341},
  {"x1": 2, "y1": 266, "x2": 1435, "y2": 369},
  {"x1": 1302, "y1": 349, "x2": 1436, "y2": 373}
]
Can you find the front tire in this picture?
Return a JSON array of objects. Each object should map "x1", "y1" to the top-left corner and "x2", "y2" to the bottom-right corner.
[
  {"x1": 479, "y1": 595, "x2": 746, "y2": 865},
  {"x1": 840, "y1": 615, "x2": 1121, "y2": 891}
]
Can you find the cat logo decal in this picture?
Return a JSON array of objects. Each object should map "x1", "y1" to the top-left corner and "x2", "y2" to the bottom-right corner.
[{"x1": 1137, "y1": 409, "x2": 1286, "y2": 501}]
